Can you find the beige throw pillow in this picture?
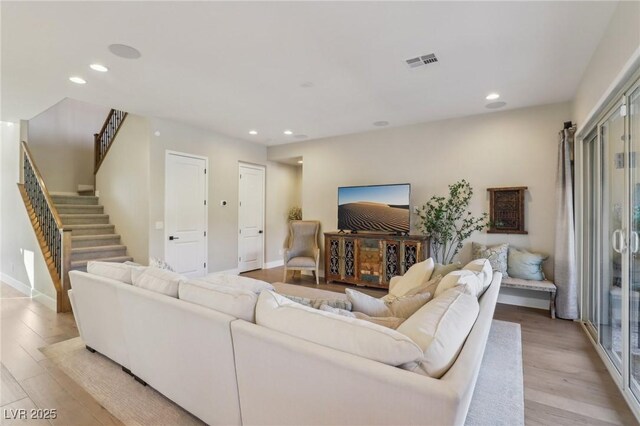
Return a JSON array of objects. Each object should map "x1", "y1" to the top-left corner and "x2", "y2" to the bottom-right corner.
[
  {"x1": 434, "y1": 270, "x2": 481, "y2": 298},
  {"x1": 463, "y1": 258, "x2": 493, "y2": 296},
  {"x1": 345, "y1": 288, "x2": 431, "y2": 319},
  {"x1": 389, "y1": 258, "x2": 435, "y2": 297}
]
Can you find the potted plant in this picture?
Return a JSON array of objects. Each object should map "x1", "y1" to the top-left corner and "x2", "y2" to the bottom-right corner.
[
  {"x1": 415, "y1": 180, "x2": 488, "y2": 264},
  {"x1": 288, "y1": 206, "x2": 302, "y2": 221}
]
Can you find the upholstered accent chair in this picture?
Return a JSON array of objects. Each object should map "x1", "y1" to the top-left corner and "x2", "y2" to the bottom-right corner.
[{"x1": 283, "y1": 220, "x2": 320, "y2": 285}]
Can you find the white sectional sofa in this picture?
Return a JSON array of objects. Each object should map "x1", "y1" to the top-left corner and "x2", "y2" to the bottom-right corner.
[{"x1": 69, "y1": 262, "x2": 501, "y2": 426}]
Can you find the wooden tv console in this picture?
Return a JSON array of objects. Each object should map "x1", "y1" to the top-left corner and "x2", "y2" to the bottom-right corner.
[{"x1": 324, "y1": 232, "x2": 429, "y2": 289}]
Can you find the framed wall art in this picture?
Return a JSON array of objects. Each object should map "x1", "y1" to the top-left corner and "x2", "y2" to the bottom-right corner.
[{"x1": 487, "y1": 187, "x2": 528, "y2": 234}]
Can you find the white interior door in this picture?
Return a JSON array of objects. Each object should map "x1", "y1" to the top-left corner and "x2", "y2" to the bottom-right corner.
[
  {"x1": 165, "y1": 152, "x2": 208, "y2": 277},
  {"x1": 238, "y1": 163, "x2": 265, "y2": 273}
]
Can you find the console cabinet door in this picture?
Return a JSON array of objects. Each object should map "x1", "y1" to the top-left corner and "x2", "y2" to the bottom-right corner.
[
  {"x1": 356, "y1": 238, "x2": 383, "y2": 286},
  {"x1": 342, "y1": 238, "x2": 358, "y2": 284},
  {"x1": 383, "y1": 241, "x2": 401, "y2": 285},
  {"x1": 325, "y1": 237, "x2": 342, "y2": 282},
  {"x1": 401, "y1": 241, "x2": 421, "y2": 274}
]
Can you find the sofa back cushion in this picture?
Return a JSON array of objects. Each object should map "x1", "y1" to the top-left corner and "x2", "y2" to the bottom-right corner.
[
  {"x1": 131, "y1": 267, "x2": 186, "y2": 297},
  {"x1": 87, "y1": 261, "x2": 142, "y2": 284},
  {"x1": 462, "y1": 258, "x2": 493, "y2": 296},
  {"x1": 256, "y1": 291, "x2": 422, "y2": 366},
  {"x1": 434, "y1": 270, "x2": 481, "y2": 298},
  {"x1": 179, "y1": 280, "x2": 259, "y2": 322},
  {"x1": 397, "y1": 287, "x2": 480, "y2": 378},
  {"x1": 389, "y1": 258, "x2": 435, "y2": 297},
  {"x1": 189, "y1": 274, "x2": 274, "y2": 294}
]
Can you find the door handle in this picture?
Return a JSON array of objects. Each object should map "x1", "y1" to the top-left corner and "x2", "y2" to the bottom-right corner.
[
  {"x1": 259, "y1": 230, "x2": 263, "y2": 234},
  {"x1": 612, "y1": 229, "x2": 622, "y2": 254},
  {"x1": 169, "y1": 236, "x2": 179, "y2": 241},
  {"x1": 632, "y1": 231, "x2": 640, "y2": 254}
]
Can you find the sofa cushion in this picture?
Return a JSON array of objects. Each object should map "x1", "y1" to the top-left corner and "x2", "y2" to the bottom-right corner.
[
  {"x1": 346, "y1": 288, "x2": 430, "y2": 319},
  {"x1": 397, "y1": 287, "x2": 480, "y2": 378},
  {"x1": 179, "y1": 280, "x2": 258, "y2": 322},
  {"x1": 433, "y1": 262, "x2": 462, "y2": 277},
  {"x1": 434, "y1": 270, "x2": 481, "y2": 298},
  {"x1": 131, "y1": 267, "x2": 186, "y2": 297},
  {"x1": 281, "y1": 295, "x2": 352, "y2": 311},
  {"x1": 191, "y1": 274, "x2": 274, "y2": 294},
  {"x1": 256, "y1": 291, "x2": 422, "y2": 366},
  {"x1": 463, "y1": 259, "x2": 493, "y2": 296},
  {"x1": 507, "y1": 248, "x2": 547, "y2": 281},
  {"x1": 389, "y1": 258, "x2": 435, "y2": 297},
  {"x1": 87, "y1": 261, "x2": 142, "y2": 284},
  {"x1": 286, "y1": 257, "x2": 317, "y2": 268}
]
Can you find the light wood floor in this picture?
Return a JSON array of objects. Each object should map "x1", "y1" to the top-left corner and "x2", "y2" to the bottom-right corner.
[
  {"x1": 244, "y1": 267, "x2": 640, "y2": 426},
  {"x1": 1, "y1": 271, "x2": 638, "y2": 425}
]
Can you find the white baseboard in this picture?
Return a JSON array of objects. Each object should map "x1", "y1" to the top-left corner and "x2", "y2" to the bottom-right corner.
[
  {"x1": 0, "y1": 272, "x2": 57, "y2": 311},
  {"x1": 264, "y1": 260, "x2": 284, "y2": 269}
]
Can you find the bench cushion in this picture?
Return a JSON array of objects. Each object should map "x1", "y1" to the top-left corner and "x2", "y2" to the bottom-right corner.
[{"x1": 501, "y1": 277, "x2": 556, "y2": 291}]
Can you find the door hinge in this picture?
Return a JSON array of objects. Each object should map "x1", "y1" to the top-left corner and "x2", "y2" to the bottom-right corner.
[
  {"x1": 239, "y1": 229, "x2": 242, "y2": 234},
  {"x1": 204, "y1": 262, "x2": 207, "y2": 268},
  {"x1": 204, "y1": 200, "x2": 206, "y2": 205},
  {"x1": 239, "y1": 256, "x2": 242, "y2": 262},
  {"x1": 204, "y1": 168, "x2": 207, "y2": 174},
  {"x1": 240, "y1": 174, "x2": 242, "y2": 179},
  {"x1": 204, "y1": 231, "x2": 206, "y2": 237},
  {"x1": 621, "y1": 104, "x2": 628, "y2": 117}
]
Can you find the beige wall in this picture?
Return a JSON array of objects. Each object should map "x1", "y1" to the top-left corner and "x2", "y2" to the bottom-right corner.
[
  {"x1": 148, "y1": 118, "x2": 271, "y2": 272},
  {"x1": 265, "y1": 161, "x2": 302, "y2": 264},
  {"x1": 269, "y1": 102, "x2": 572, "y2": 279},
  {"x1": 28, "y1": 98, "x2": 110, "y2": 193},
  {"x1": 95, "y1": 114, "x2": 151, "y2": 264},
  {"x1": 573, "y1": 1, "x2": 640, "y2": 127},
  {"x1": 0, "y1": 121, "x2": 57, "y2": 307}
]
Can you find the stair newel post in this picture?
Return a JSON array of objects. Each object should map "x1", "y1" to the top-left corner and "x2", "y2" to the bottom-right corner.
[{"x1": 60, "y1": 228, "x2": 73, "y2": 313}]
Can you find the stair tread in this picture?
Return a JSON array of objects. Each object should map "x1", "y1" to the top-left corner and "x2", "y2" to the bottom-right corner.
[
  {"x1": 65, "y1": 224, "x2": 113, "y2": 228},
  {"x1": 71, "y1": 245, "x2": 126, "y2": 253},
  {"x1": 72, "y1": 234, "x2": 120, "y2": 240},
  {"x1": 57, "y1": 204, "x2": 103, "y2": 208},
  {"x1": 71, "y1": 256, "x2": 133, "y2": 267},
  {"x1": 60, "y1": 213, "x2": 108, "y2": 217}
]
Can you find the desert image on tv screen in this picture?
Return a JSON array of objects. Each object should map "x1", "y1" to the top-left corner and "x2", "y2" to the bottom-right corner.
[{"x1": 338, "y1": 184, "x2": 410, "y2": 233}]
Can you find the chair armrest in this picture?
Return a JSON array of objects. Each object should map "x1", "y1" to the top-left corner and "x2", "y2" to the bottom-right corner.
[
  {"x1": 314, "y1": 248, "x2": 320, "y2": 263},
  {"x1": 283, "y1": 249, "x2": 291, "y2": 263}
]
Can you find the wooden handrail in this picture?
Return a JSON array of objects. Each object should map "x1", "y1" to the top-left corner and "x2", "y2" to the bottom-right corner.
[
  {"x1": 94, "y1": 109, "x2": 127, "y2": 173},
  {"x1": 21, "y1": 141, "x2": 64, "y2": 230}
]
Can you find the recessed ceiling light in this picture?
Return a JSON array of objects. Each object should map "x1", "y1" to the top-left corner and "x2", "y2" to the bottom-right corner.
[
  {"x1": 297, "y1": 160, "x2": 303, "y2": 164},
  {"x1": 69, "y1": 76, "x2": 86, "y2": 85},
  {"x1": 108, "y1": 44, "x2": 141, "y2": 59},
  {"x1": 486, "y1": 101, "x2": 507, "y2": 109},
  {"x1": 486, "y1": 93, "x2": 500, "y2": 100},
  {"x1": 373, "y1": 121, "x2": 389, "y2": 127},
  {"x1": 248, "y1": 130, "x2": 258, "y2": 135},
  {"x1": 284, "y1": 130, "x2": 293, "y2": 135},
  {"x1": 154, "y1": 131, "x2": 161, "y2": 136},
  {"x1": 300, "y1": 82, "x2": 314, "y2": 88},
  {"x1": 90, "y1": 64, "x2": 108, "y2": 72}
]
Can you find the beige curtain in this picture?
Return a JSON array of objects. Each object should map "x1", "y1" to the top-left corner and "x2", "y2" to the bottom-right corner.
[{"x1": 554, "y1": 125, "x2": 578, "y2": 319}]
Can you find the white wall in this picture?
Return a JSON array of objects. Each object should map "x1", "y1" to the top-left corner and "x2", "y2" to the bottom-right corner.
[
  {"x1": 269, "y1": 102, "x2": 572, "y2": 280},
  {"x1": 573, "y1": 1, "x2": 640, "y2": 127},
  {"x1": 265, "y1": 161, "x2": 302, "y2": 264},
  {"x1": 27, "y1": 98, "x2": 110, "y2": 193},
  {"x1": 95, "y1": 114, "x2": 151, "y2": 264},
  {"x1": 148, "y1": 118, "x2": 271, "y2": 272},
  {"x1": 0, "y1": 121, "x2": 57, "y2": 309}
]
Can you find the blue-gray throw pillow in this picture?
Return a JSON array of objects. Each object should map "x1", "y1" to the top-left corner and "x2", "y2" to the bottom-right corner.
[{"x1": 507, "y1": 248, "x2": 547, "y2": 281}]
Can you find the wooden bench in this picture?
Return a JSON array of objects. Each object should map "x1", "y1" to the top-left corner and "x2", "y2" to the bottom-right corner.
[{"x1": 501, "y1": 277, "x2": 557, "y2": 319}]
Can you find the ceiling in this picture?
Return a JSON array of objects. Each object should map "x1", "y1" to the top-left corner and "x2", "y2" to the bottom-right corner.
[{"x1": 1, "y1": 1, "x2": 616, "y2": 145}]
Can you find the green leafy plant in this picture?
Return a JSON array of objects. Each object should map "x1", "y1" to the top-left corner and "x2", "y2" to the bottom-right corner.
[
  {"x1": 288, "y1": 206, "x2": 302, "y2": 221},
  {"x1": 415, "y1": 180, "x2": 488, "y2": 264}
]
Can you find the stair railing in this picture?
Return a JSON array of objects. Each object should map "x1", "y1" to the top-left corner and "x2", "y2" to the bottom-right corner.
[
  {"x1": 20, "y1": 141, "x2": 72, "y2": 312},
  {"x1": 94, "y1": 109, "x2": 127, "y2": 173}
]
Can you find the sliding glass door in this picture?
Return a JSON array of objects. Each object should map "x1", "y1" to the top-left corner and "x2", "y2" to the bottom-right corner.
[{"x1": 581, "y1": 75, "x2": 640, "y2": 415}]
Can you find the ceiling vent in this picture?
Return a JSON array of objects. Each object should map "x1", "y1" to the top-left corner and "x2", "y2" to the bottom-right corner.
[{"x1": 406, "y1": 53, "x2": 438, "y2": 69}]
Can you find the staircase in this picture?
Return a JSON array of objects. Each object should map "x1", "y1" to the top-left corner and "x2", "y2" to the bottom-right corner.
[{"x1": 51, "y1": 193, "x2": 132, "y2": 271}]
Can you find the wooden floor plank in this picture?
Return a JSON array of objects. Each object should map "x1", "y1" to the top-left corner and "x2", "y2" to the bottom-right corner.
[
  {"x1": 0, "y1": 397, "x2": 51, "y2": 426},
  {"x1": 0, "y1": 364, "x2": 27, "y2": 406}
]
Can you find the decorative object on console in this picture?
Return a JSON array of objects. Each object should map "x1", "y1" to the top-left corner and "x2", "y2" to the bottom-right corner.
[
  {"x1": 415, "y1": 180, "x2": 488, "y2": 264},
  {"x1": 287, "y1": 206, "x2": 302, "y2": 221},
  {"x1": 324, "y1": 232, "x2": 429, "y2": 288},
  {"x1": 283, "y1": 220, "x2": 320, "y2": 284},
  {"x1": 487, "y1": 187, "x2": 528, "y2": 234}
]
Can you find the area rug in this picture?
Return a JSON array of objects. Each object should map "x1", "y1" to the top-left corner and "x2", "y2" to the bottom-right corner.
[{"x1": 41, "y1": 320, "x2": 523, "y2": 426}]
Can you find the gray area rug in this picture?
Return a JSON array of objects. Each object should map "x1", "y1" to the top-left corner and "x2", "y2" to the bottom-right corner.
[
  {"x1": 465, "y1": 319, "x2": 524, "y2": 426},
  {"x1": 41, "y1": 319, "x2": 523, "y2": 426}
]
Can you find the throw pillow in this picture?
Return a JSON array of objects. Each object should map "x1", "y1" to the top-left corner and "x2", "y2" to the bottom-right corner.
[
  {"x1": 256, "y1": 291, "x2": 423, "y2": 366},
  {"x1": 131, "y1": 267, "x2": 186, "y2": 297},
  {"x1": 463, "y1": 259, "x2": 493, "y2": 295},
  {"x1": 281, "y1": 294, "x2": 352, "y2": 311},
  {"x1": 319, "y1": 304, "x2": 406, "y2": 329},
  {"x1": 402, "y1": 274, "x2": 442, "y2": 298},
  {"x1": 149, "y1": 257, "x2": 175, "y2": 272},
  {"x1": 389, "y1": 258, "x2": 435, "y2": 297},
  {"x1": 433, "y1": 262, "x2": 462, "y2": 277},
  {"x1": 507, "y1": 248, "x2": 547, "y2": 281},
  {"x1": 472, "y1": 242, "x2": 509, "y2": 277},
  {"x1": 346, "y1": 288, "x2": 431, "y2": 319},
  {"x1": 434, "y1": 270, "x2": 482, "y2": 298}
]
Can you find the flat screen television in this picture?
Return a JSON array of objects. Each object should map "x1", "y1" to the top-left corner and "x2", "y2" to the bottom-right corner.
[{"x1": 338, "y1": 183, "x2": 411, "y2": 234}]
